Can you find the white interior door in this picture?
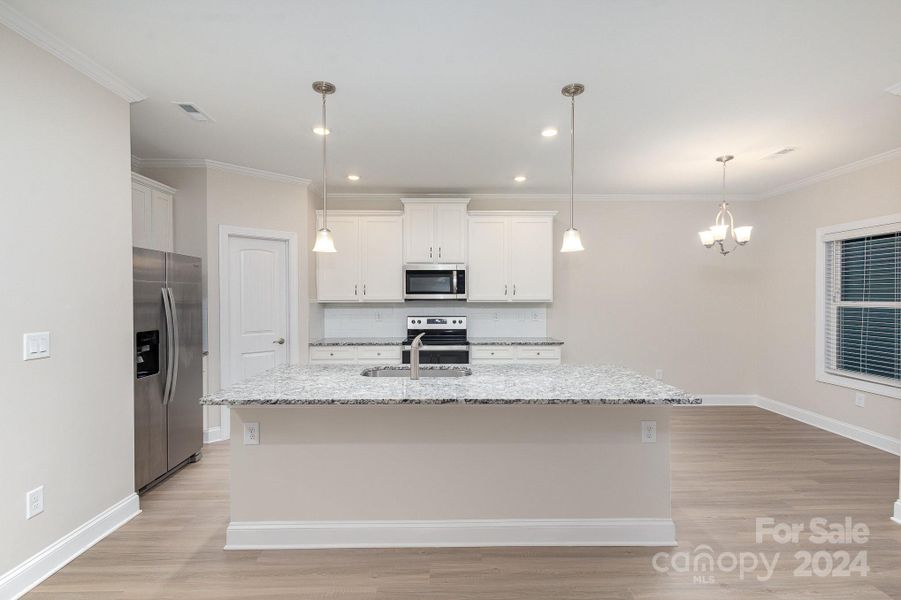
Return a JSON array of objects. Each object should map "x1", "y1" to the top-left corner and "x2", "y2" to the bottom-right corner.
[{"x1": 227, "y1": 236, "x2": 290, "y2": 384}]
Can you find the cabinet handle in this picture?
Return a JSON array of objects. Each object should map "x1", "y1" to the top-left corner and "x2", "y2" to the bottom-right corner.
[
  {"x1": 429, "y1": 246, "x2": 433, "y2": 259},
  {"x1": 490, "y1": 352, "x2": 495, "y2": 356},
  {"x1": 329, "y1": 352, "x2": 334, "y2": 357},
  {"x1": 354, "y1": 284, "x2": 358, "y2": 296},
  {"x1": 363, "y1": 283, "x2": 367, "y2": 295},
  {"x1": 438, "y1": 246, "x2": 442, "y2": 259},
  {"x1": 504, "y1": 284, "x2": 508, "y2": 296},
  {"x1": 513, "y1": 284, "x2": 517, "y2": 296}
]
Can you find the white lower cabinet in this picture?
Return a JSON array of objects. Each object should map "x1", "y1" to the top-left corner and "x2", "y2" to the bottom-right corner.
[
  {"x1": 309, "y1": 346, "x2": 402, "y2": 365},
  {"x1": 467, "y1": 212, "x2": 555, "y2": 302},
  {"x1": 469, "y1": 345, "x2": 561, "y2": 365}
]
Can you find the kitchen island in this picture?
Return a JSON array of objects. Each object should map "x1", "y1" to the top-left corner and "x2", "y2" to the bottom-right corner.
[{"x1": 202, "y1": 364, "x2": 699, "y2": 549}]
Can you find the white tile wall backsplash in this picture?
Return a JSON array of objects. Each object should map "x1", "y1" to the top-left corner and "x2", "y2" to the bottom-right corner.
[{"x1": 322, "y1": 303, "x2": 548, "y2": 338}]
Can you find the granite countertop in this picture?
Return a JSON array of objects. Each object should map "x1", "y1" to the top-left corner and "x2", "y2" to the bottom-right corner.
[
  {"x1": 309, "y1": 337, "x2": 563, "y2": 346},
  {"x1": 468, "y1": 337, "x2": 563, "y2": 346},
  {"x1": 309, "y1": 337, "x2": 407, "y2": 346},
  {"x1": 201, "y1": 364, "x2": 699, "y2": 406}
]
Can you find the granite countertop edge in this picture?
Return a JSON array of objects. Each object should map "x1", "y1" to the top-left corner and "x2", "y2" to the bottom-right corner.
[{"x1": 309, "y1": 337, "x2": 564, "y2": 346}]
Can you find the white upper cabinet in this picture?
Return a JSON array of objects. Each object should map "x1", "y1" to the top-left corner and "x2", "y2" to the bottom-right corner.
[
  {"x1": 402, "y1": 199, "x2": 469, "y2": 263},
  {"x1": 467, "y1": 211, "x2": 556, "y2": 303},
  {"x1": 316, "y1": 211, "x2": 403, "y2": 302},
  {"x1": 131, "y1": 173, "x2": 174, "y2": 252}
]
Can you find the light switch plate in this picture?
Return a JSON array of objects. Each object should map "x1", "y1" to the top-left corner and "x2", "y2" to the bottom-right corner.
[
  {"x1": 23, "y1": 332, "x2": 51, "y2": 360},
  {"x1": 854, "y1": 392, "x2": 865, "y2": 408}
]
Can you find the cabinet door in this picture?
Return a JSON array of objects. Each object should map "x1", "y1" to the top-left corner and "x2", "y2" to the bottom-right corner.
[
  {"x1": 360, "y1": 216, "x2": 403, "y2": 301},
  {"x1": 316, "y1": 217, "x2": 360, "y2": 301},
  {"x1": 509, "y1": 217, "x2": 553, "y2": 301},
  {"x1": 403, "y1": 204, "x2": 435, "y2": 263},
  {"x1": 131, "y1": 183, "x2": 151, "y2": 248},
  {"x1": 435, "y1": 204, "x2": 467, "y2": 263},
  {"x1": 150, "y1": 190, "x2": 173, "y2": 252},
  {"x1": 467, "y1": 217, "x2": 509, "y2": 301}
]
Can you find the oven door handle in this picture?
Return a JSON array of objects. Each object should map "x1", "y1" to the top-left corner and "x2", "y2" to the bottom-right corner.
[{"x1": 402, "y1": 344, "x2": 470, "y2": 351}]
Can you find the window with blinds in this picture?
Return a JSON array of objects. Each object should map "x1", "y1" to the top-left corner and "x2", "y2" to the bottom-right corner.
[{"x1": 823, "y1": 229, "x2": 901, "y2": 388}]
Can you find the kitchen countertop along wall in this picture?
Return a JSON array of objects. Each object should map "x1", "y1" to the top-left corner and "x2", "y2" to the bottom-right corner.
[{"x1": 309, "y1": 336, "x2": 563, "y2": 347}]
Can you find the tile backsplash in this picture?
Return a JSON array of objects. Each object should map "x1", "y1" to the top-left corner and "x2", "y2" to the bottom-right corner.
[{"x1": 322, "y1": 303, "x2": 547, "y2": 338}]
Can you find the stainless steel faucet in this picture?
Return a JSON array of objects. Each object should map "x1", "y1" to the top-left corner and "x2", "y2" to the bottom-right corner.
[{"x1": 410, "y1": 332, "x2": 426, "y2": 380}]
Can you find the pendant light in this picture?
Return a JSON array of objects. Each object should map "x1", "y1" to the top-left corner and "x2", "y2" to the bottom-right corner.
[
  {"x1": 560, "y1": 83, "x2": 585, "y2": 252},
  {"x1": 698, "y1": 155, "x2": 752, "y2": 255},
  {"x1": 312, "y1": 81, "x2": 337, "y2": 253}
]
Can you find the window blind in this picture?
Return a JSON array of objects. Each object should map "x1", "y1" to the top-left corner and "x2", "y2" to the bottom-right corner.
[{"x1": 824, "y1": 231, "x2": 901, "y2": 387}]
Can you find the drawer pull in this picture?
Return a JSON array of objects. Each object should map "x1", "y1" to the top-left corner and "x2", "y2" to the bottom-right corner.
[{"x1": 329, "y1": 352, "x2": 334, "y2": 357}]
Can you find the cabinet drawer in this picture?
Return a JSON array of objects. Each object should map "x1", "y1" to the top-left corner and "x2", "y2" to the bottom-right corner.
[
  {"x1": 357, "y1": 346, "x2": 401, "y2": 361},
  {"x1": 310, "y1": 346, "x2": 357, "y2": 362},
  {"x1": 471, "y1": 346, "x2": 515, "y2": 360},
  {"x1": 516, "y1": 346, "x2": 561, "y2": 360}
]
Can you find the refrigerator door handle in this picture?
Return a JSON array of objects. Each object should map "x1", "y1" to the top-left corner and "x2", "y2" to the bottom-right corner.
[
  {"x1": 161, "y1": 287, "x2": 174, "y2": 405},
  {"x1": 167, "y1": 287, "x2": 180, "y2": 405}
]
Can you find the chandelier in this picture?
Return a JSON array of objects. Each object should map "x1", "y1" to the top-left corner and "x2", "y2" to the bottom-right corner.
[{"x1": 698, "y1": 155, "x2": 752, "y2": 255}]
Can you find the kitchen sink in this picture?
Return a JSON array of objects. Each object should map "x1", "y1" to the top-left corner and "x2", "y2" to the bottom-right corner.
[{"x1": 361, "y1": 366, "x2": 472, "y2": 378}]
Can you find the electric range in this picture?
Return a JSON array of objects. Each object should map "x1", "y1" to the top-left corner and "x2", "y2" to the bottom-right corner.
[{"x1": 402, "y1": 316, "x2": 469, "y2": 364}]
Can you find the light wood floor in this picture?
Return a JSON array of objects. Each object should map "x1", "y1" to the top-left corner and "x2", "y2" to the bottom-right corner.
[{"x1": 27, "y1": 407, "x2": 901, "y2": 599}]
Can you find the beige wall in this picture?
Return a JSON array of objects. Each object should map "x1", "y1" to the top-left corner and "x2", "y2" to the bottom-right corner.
[
  {"x1": 231, "y1": 405, "x2": 672, "y2": 521},
  {"x1": 329, "y1": 196, "x2": 761, "y2": 394},
  {"x1": 756, "y1": 156, "x2": 901, "y2": 438},
  {"x1": 206, "y1": 168, "x2": 312, "y2": 396},
  {"x1": 0, "y1": 26, "x2": 133, "y2": 573}
]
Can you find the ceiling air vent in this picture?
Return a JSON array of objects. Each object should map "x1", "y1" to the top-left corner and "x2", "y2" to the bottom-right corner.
[
  {"x1": 173, "y1": 102, "x2": 214, "y2": 122},
  {"x1": 762, "y1": 146, "x2": 798, "y2": 160}
]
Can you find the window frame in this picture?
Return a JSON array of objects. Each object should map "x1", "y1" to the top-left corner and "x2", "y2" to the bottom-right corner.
[{"x1": 815, "y1": 213, "x2": 901, "y2": 399}]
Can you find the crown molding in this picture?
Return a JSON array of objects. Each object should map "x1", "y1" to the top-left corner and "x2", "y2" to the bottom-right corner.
[
  {"x1": 132, "y1": 156, "x2": 311, "y2": 186},
  {"x1": 330, "y1": 192, "x2": 759, "y2": 203},
  {"x1": 761, "y1": 146, "x2": 901, "y2": 199},
  {"x1": 131, "y1": 172, "x2": 177, "y2": 195},
  {"x1": 0, "y1": 1, "x2": 146, "y2": 103}
]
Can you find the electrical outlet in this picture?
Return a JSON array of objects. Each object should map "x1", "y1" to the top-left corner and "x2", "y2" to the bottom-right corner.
[
  {"x1": 641, "y1": 421, "x2": 657, "y2": 443},
  {"x1": 655, "y1": 369, "x2": 664, "y2": 381},
  {"x1": 531, "y1": 311, "x2": 539, "y2": 321},
  {"x1": 243, "y1": 422, "x2": 260, "y2": 445},
  {"x1": 493, "y1": 312, "x2": 499, "y2": 321},
  {"x1": 854, "y1": 392, "x2": 865, "y2": 408},
  {"x1": 26, "y1": 486, "x2": 44, "y2": 519},
  {"x1": 375, "y1": 312, "x2": 382, "y2": 321}
]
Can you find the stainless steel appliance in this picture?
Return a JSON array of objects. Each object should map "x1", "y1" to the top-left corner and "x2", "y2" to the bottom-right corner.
[
  {"x1": 403, "y1": 264, "x2": 466, "y2": 300},
  {"x1": 402, "y1": 316, "x2": 469, "y2": 364},
  {"x1": 133, "y1": 248, "x2": 203, "y2": 493}
]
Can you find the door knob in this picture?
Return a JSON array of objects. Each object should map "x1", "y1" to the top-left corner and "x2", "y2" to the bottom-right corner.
[{"x1": 273, "y1": 337, "x2": 285, "y2": 345}]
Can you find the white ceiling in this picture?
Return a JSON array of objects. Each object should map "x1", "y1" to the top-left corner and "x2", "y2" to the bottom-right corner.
[{"x1": 7, "y1": 0, "x2": 901, "y2": 195}]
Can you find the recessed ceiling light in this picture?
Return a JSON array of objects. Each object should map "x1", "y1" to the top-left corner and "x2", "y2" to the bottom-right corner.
[
  {"x1": 347, "y1": 174, "x2": 360, "y2": 181},
  {"x1": 514, "y1": 175, "x2": 527, "y2": 183},
  {"x1": 313, "y1": 126, "x2": 330, "y2": 135},
  {"x1": 541, "y1": 127, "x2": 558, "y2": 137},
  {"x1": 885, "y1": 81, "x2": 901, "y2": 96}
]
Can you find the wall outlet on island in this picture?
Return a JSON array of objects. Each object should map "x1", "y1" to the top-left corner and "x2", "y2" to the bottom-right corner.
[
  {"x1": 641, "y1": 421, "x2": 657, "y2": 443},
  {"x1": 655, "y1": 369, "x2": 664, "y2": 381},
  {"x1": 244, "y1": 422, "x2": 260, "y2": 445},
  {"x1": 854, "y1": 392, "x2": 865, "y2": 408}
]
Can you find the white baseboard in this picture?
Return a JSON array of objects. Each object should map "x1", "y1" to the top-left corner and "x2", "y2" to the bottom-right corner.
[
  {"x1": 690, "y1": 394, "x2": 900, "y2": 456},
  {"x1": 0, "y1": 493, "x2": 140, "y2": 600},
  {"x1": 203, "y1": 426, "x2": 228, "y2": 444},
  {"x1": 225, "y1": 518, "x2": 677, "y2": 550},
  {"x1": 892, "y1": 500, "x2": 901, "y2": 525},
  {"x1": 754, "y1": 395, "x2": 900, "y2": 456}
]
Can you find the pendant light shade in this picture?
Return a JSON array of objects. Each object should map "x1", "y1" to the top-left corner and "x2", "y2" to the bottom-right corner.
[
  {"x1": 560, "y1": 228, "x2": 585, "y2": 252},
  {"x1": 312, "y1": 80, "x2": 337, "y2": 253},
  {"x1": 560, "y1": 83, "x2": 585, "y2": 253},
  {"x1": 312, "y1": 228, "x2": 336, "y2": 253}
]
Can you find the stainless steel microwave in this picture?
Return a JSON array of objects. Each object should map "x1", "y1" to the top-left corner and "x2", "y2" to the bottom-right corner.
[{"x1": 403, "y1": 264, "x2": 466, "y2": 300}]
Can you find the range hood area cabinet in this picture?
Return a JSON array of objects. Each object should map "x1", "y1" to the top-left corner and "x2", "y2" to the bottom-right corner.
[
  {"x1": 316, "y1": 211, "x2": 404, "y2": 302},
  {"x1": 401, "y1": 198, "x2": 469, "y2": 263},
  {"x1": 467, "y1": 211, "x2": 556, "y2": 302},
  {"x1": 132, "y1": 172, "x2": 174, "y2": 252}
]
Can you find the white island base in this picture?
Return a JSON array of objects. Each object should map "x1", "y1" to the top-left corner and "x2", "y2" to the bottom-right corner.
[{"x1": 225, "y1": 404, "x2": 678, "y2": 549}]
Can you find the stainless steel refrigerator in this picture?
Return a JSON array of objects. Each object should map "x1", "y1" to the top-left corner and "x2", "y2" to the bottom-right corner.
[{"x1": 133, "y1": 248, "x2": 203, "y2": 493}]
